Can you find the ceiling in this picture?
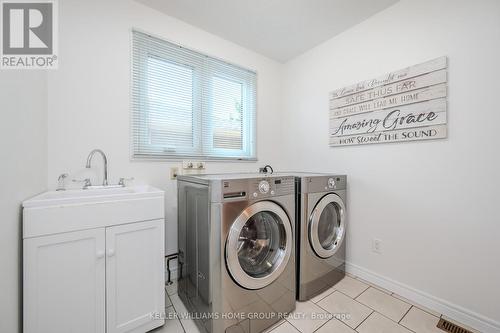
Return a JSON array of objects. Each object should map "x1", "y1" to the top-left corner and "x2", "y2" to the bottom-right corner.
[{"x1": 136, "y1": 0, "x2": 399, "y2": 62}]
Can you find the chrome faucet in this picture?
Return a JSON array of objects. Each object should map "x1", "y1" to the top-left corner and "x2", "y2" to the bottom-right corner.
[{"x1": 86, "y1": 149, "x2": 108, "y2": 186}]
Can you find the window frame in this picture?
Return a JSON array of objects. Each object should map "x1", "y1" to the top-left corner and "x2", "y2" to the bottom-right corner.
[{"x1": 131, "y1": 30, "x2": 257, "y2": 162}]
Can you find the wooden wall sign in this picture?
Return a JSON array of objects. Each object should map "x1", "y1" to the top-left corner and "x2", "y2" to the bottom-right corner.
[{"x1": 329, "y1": 57, "x2": 447, "y2": 146}]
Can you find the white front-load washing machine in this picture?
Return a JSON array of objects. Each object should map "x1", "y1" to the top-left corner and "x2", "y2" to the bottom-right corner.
[
  {"x1": 177, "y1": 173, "x2": 296, "y2": 333},
  {"x1": 295, "y1": 174, "x2": 347, "y2": 301}
]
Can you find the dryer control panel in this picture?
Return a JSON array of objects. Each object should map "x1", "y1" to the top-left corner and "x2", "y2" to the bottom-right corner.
[{"x1": 302, "y1": 175, "x2": 347, "y2": 193}]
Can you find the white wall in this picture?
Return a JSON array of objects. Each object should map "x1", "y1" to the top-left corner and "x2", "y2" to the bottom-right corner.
[
  {"x1": 282, "y1": 0, "x2": 500, "y2": 331},
  {"x1": 47, "y1": 0, "x2": 285, "y2": 255},
  {"x1": 38, "y1": 0, "x2": 500, "y2": 331},
  {"x1": 0, "y1": 72, "x2": 48, "y2": 333}
]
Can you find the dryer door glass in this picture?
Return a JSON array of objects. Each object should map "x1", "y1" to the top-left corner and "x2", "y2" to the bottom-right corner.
[
  {"x1": 309, "y1": 193, "x2": 346, "y2": 259},
  {"x1": 318, "y1": 202, "x2": 341, "y2": 249},
  {"x1": 226, "y1": 201, "x2": 292, "y2": 290}
]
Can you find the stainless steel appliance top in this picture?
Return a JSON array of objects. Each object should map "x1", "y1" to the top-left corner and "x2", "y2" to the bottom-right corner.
[
  {"x1": 178, "y1": 172, "x2": 272, "y2": 183},
  {"x1": 177, "y1": 173, "x2": 296, "y2": 202}
]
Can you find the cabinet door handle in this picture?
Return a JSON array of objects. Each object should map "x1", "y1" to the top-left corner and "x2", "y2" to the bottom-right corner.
[
  {"x1": 96, "y1": 250, "x2": 105, "y2": 259},
  {"x1": 107, "y1": 249, "x2": 115, "y2": 257}
]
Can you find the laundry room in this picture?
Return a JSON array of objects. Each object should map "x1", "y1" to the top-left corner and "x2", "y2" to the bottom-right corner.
[{"x1": 1, "y1": 0, "x2": 499, "y2": 333}]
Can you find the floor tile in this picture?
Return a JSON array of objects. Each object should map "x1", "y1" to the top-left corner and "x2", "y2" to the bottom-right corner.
[
  {"x1": 161, "y1": 278, "x2": 477, "y2": 333},
  {"x1": 268, "y1": 320, "x2": 301, "y2": 333},
  {"x1": 400, "y1": 307, "x2": 442, "y2": 333},
  {"x1": 315, "y1": 318, "x2": 356, "y2": 333},
  {"x1": 170, "y1": 294, "x2": 201, "y2": 333},
  {"x1": 356, "y1": 287, "x2": 411, "y2": 322},
  {"x1": 357, "y1": 312, "x2": 413, "y2": 333},
  {"x1": 317, "y1": 291, "x2": 372, "y2": 329},
  {"x1": 310, "y1": 286, "x2": 336, "y2": 304},
  {"x1": 333, "y1": 275, "x2": 369, "y2": 298},
  {"x1": 286, "y1": 301, "x2": 329, "y2": 333},
  {"x1": 392, "y1": 293, "x2": 441, "y2": 317},
  {"x1": 150, "y1": 306, "x2": 184, "y2": 333}
]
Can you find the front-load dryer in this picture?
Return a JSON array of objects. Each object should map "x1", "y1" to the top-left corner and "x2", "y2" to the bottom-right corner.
[
  {"x1": 296, "y1": 174, "x2": 347, "y2": 301},
  {"x1": 177, "y1": 173, "x2": 296, "y2": 333}
]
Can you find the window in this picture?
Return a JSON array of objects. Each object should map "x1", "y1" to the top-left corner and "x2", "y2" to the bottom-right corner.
[{"x1": 131, "y1": 31, "x2": 257, "y2": 160}]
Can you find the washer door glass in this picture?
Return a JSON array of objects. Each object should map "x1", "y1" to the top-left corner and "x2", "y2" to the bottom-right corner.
[
  {"x1": 309, "y1": 194, "x2": 346, "y2": 259},
  {"x1": 238, "y1": 211, "x2": 284, "y2": 277},
  {"x1": 226, "y1": 201, "x2": 292, "y2": 290}
]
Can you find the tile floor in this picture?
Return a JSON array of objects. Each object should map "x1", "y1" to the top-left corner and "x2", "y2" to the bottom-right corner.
[{"x1": 151, "y1": 275, "x2": 478, "y2": 333}]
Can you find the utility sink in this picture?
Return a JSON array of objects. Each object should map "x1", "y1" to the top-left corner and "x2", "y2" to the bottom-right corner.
[
  {"x1": 23, "y1": 185, "x2": 163, "y2": 208},
  {"x1": 23, "y1": 185, "x2": 164, "y2": 238}
]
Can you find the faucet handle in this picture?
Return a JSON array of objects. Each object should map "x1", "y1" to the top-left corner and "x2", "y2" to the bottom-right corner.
[
  {"x1": 58, "y1": 173, "x2": 69, "y2": 181},
  {"x1": 118, "y1": 177, "x2": 134, "y2": 186},
  {"x1": 56, "y1": 173, "x2": 69, "y2": 191},
  {"x1": 72, "y1": 178, "x2": 92, "y2": 189}
]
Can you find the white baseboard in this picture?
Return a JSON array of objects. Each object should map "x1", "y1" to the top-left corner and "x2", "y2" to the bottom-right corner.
[{"x1": 345, "y1": 262, "x2": 500, "y2": 333}]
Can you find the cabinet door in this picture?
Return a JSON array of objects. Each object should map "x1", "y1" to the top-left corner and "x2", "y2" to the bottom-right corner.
[
  {"x1": 106, "y1": 219, "x2": 165, "y2": 333},
  {"x1": 24, "y1": 229, "x2": 106, "y2": 333}
]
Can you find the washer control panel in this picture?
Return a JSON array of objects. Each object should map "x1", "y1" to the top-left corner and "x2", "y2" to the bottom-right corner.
[
  {"x1": 251, "y1": 176, "x2": 294, "y2": 198},
  {"x1": 221, "y1": 176, "x2": 295, "y2": 201}
]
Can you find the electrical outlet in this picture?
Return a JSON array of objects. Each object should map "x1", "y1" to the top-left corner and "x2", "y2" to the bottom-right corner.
[
  {"x1": 182, "y1": 160, "x2": 206, "y2": 170},
  {"x1": 372, "y1": 238, "x2": 382, "y2": 254},
  {"x1": 170, "y1": 167, "x2": 179, "y2": 180}
]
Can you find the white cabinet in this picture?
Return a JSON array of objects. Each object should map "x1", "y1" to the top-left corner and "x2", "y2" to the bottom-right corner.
[
  {"x1": 23, "y1": 220, "x2": 165, "y2": 333},
  {"x1": 24, "y1": 228, "x2": 106, "y2": 333},
  {"x1": 106, "y1": 220, "x2": 165, "y2": 333}
]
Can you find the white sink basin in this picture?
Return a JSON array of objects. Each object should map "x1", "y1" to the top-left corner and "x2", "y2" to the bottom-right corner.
[
  {"x1": 23, "y1": 185, "x2": 164, "y2": 238},
  {"x1": 23, "y1": 185, "x2": 163, "y2": 208}
]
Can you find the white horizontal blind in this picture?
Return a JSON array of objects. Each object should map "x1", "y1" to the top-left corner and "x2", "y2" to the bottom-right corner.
[{"x1": 131, "y1": 31, "x2": 257, "y2": 160}]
